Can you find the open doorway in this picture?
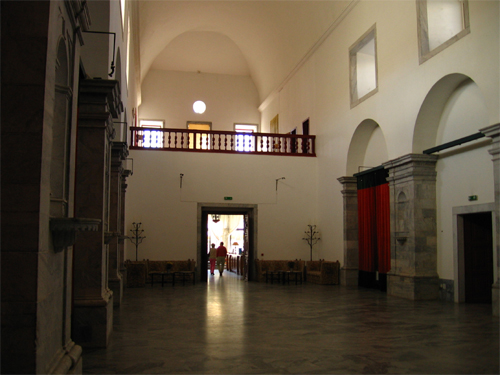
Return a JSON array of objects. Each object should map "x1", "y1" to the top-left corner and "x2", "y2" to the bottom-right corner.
[
  {"x1": 207, "y1": 214, "x2": 245, "y2": 277},
  {"x1": 207, "y1": 215, "x2": 245, "y2": 255},
  {"x1": 454, "y1": 204, "x2": 495, "y2": 304},
  {"x1": 462, "y1": 212, "x2": 493, "y2": 303},
  {"x1": 197, "y1": 204, "x2": 257, "y2": 282}
]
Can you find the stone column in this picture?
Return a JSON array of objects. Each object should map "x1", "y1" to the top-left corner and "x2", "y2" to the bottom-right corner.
[
  {"x1": 108, "y1": 142, "x2": 128, "y2": 306},
  {"x1": 480, "y1": 123, "x2": 500, "y2": 316},
  {"x1": 72, "y1": 79, "x2": 122, "y2": 347},
  {"x1": 337, "y1": 177, "x2": 359, "y2": 285},
  {"x1": 383, "y1": 154, "x2": 439, "y2": 300}
]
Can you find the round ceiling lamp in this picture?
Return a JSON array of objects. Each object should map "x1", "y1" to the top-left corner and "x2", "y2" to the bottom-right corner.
[{"x1": 193, "y1": 100, "x2": 206, "y2": 114}]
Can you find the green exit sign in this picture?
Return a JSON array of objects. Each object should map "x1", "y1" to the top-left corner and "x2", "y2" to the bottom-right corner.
[
  {"x1": 224, "y1": 196, "x2": 233, "y2": 201},
  {"x1": 468, "y1": 195, "x2": 478, "y2": 201}
]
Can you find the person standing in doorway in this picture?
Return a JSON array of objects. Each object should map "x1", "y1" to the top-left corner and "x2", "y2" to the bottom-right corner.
[
  {"x1": 209, "y1": 243, "x2": 217, "y2": 275},
  {"x1": 216, "y1": 242, "x2": 227, "y2": 276}
]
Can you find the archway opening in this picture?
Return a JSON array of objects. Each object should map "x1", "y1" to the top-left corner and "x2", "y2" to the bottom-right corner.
[{"x1": 346, "y1": 119, "x2": 388, "y2": 176}]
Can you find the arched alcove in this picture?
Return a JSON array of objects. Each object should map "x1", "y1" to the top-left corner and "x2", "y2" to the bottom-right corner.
[
  {"x1": 413, "y1": 73, "x2": 493, "y2": 303},
  {"x1": 50, "y1": 38, "x2": 71, "y2": 218},
  {"x1": 396, "y1": 191, "x2": 408, "y2": 234},
  {"x1": 346, "y1": 119, "x2": 389, "y2": 175},
  {"x1": 113, "y1": 49, "x2": 127, "y2": 142},
  {"x1": 412, "y1": 73, "x2": 475, "y2": 153}
]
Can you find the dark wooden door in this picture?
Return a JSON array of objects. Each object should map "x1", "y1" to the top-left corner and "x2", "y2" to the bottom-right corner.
[{"x1": 463, "y1": 212, "x2": 493, "y2": 303}]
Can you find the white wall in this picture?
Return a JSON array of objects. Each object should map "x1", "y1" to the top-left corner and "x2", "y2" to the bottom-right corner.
[
  {"x1": 125, "y1": 150, "x2": 318, "y2": 262},
  {"x1": 258, "y1": 0, "x2": 499, "y2": 277},
  {"x1": 129, "y1": 1, "x2": 499, "y2": 283},
  {"x1": 435, "y1": 79, "x2": 494, "y2": 280},
  {"x1": 139, "y1": 70, "x2": 260, "y2": 131}
]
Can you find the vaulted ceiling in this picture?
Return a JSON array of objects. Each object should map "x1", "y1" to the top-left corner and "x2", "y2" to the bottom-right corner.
[{"x1": 139, "y1": 1, "x2": 354, "y2": 103}]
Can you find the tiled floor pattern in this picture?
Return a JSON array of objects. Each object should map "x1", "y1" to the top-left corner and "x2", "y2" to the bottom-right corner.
[{"x1": 83, "y1": 271, "x2": 499, "y2": 374}]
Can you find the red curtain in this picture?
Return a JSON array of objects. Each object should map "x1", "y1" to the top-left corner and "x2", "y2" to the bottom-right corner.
[
  {"x1": 358, "y1": 187, "x2": 376, "y2": 272},
  {"x1": 358, "y1": 183, "x2": 391, "y2": 274},
  {"x1": 376, "y1": 183, "x2": 390, "y2": 274}
]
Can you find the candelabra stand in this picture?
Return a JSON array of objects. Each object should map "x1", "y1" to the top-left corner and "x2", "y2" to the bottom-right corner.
[
  {"x1": 125, "y1": 222, "x2": 146, "y2": 261},
  {"x1": 303, "y1": 224, "x2": 320, "y2": 261}
]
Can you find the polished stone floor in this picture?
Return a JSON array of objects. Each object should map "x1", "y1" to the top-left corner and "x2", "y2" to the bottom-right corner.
[{"x1": 83, "y1": 271, "x2": 499, "y2": 374}]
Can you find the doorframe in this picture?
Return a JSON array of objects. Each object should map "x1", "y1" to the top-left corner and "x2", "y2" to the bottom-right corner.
[
  {"x1": 453, "y1": 202, "x2": 496, "y2": 302},
  {"x1": 197, "y1": 203, "x2": 258, "y2": 282}
]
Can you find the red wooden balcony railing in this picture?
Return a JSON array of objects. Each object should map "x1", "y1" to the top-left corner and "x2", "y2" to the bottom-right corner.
[{"x1": 129, "y1": 127, "x2": 316, "y2": 156}]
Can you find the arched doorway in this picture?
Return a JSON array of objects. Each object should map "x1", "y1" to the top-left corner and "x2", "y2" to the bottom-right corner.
[
  {"x1": 340, "y1": 120, "x2": 390, "y2": 287},
  {"x1": 413, "y1": 73, "x2": 494, "y2": 304}
]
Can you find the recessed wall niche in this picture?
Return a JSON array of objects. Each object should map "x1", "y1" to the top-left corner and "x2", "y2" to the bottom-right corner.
[
  {"x1": 396, "y1": 190, "x2": 409, "y2": 244},
  {"x1": 51, "y1": 38, "x2": 71, "y2": 218}
]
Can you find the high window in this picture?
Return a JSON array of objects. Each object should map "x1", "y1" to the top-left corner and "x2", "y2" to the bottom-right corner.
[
  {"x1": 235, "y1": 124, "x2": 258, "y2": 152},
  {"x1": 417, "y1": 0, "x2": 470, "y2": 63},
  {"x1": 140, "y1": 119, "x2": 163, "y2": 148},
  {"x1": 349, "y1": 25, "x2": 378, "y2": 108}
]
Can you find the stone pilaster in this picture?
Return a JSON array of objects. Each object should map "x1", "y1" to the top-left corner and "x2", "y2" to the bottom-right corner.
[
  {"x1": 337, "y1": 177, "x2": 359, "y2": 285},
  {"x1": 108, "y1": 142, "x2": 128, "y2": 306},
  {"x1": 72, "y1": 79, "x2": 122, "y2": 347},
  {"x1": 480, "y1": 123, "x2": 500, "y2": 316},
  {"x1": 119, "y1": 170, "x2": 131, "y2": 286},
  {"x1": 383, "y1": 154, "x2": 440, "y2": 300}
]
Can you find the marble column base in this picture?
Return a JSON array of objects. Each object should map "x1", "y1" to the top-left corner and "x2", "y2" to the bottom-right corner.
[
  {"x1": 72, "y1": 294, "x2": 113, "y2": 348},
  {"x1": 387, "y1": 274, "x2": 439, "y2": 300},
  {"x1": 50, "y1": 341, "x2": 82, "y2": 375},
  {"x1": 109, "y1": 276, "x2": 123, "y2": 306},
  {"x1": 67, "y1": 357, "x2": 82, "y2": 375},
  {"x1": 492, "y1": 283, "x2": 499, "y2": 316},
  {"x1": 340, "y1": 267, "x2": 358, "y2": 286}
]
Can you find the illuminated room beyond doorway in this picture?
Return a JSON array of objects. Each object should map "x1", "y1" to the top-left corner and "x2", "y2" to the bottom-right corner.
[{"x1": 198, "y1": 203, "x2": 257, "y2": 283}]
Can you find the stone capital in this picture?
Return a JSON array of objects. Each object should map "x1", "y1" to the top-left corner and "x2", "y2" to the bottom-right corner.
[
  {"x1": 480, "y1": 123, "x2": 500, "y2": 158},
  {"x1": 112, "y1": 141, "x2": 129, "y2": 160},
  {"x1": 79, "y1": 78, "x2": 123, "y2": 118},
  {"x1": 383, "y1": 154, "x2": 438, "y2": 184},
  {"x1": 338, "y1": 176, "x2": 358, "y2": 195}
]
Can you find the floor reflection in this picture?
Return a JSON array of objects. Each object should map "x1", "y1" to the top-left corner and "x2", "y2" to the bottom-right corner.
[
  {"x1": 82, "y1": 270, "x2": 499, "y2": 374},
  {"x1": 205, "y1": 271, "x2": 246, "y2": 362}
]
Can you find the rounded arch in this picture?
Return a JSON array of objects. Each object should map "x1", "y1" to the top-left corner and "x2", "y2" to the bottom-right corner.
[
  {"x1": 412, "y1": 73, "x2": 486, "y2": 153},
  {"x1": 51, "y1": 37, "x2": 71, "y2": 219},
  {"x1": 414, "y1": 72, "x2": 492, "y2": 297},
  {"x1": 55, "y1": 37, "x2": 69, "y2": 86},
  {"x1": 346, "y1": 119, "x2": 389, "y2": 176},
  {"x1": 151, "y1": 30, "x2": 250, "y2": 76}
]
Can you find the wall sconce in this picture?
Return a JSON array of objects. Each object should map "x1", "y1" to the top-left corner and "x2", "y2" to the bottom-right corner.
[{"x1": 276, "y1": 177, "x2": 285, "y2": 191}]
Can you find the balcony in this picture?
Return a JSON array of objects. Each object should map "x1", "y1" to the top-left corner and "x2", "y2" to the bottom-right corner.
[{"x1": 129, "y1": 127, "x2": 316, "y2": 157}]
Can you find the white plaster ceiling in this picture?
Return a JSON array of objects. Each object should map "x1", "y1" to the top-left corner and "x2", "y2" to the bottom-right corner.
[{"x1": 139, "y1": 1, "x2": 354, "y2": 103}]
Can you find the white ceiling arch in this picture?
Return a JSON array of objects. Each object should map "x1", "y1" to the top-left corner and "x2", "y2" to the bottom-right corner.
[
  {"x1": 151, "y1": 31, "x2": 250, "y2": 76},
  {"x1": 139, "y1": 1, "x2": 356, "y2": 103}
]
